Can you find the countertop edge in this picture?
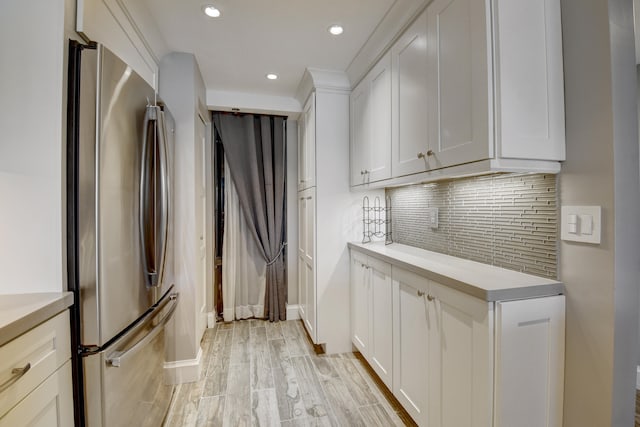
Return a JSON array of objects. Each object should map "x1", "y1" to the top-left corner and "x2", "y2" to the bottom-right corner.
[
  {"x1": 0, "y1": 292, "x2": 74, "y2": 347},
  {"x1": 348, "y1": 242, "x2": 564, "y2": 302}
]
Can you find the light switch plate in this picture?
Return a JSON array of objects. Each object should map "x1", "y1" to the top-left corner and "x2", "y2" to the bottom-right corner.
[{"x1": 561, "y1": 206, "x2": 601, "y2": 244}]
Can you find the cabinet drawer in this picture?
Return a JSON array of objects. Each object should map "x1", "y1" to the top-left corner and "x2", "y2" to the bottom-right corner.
[
  {"x1": 0, "y1": 310, "x2": 71, "y2": 417},
  {"x1": 0, "y1": 360, "x2": 73, "y2": 427}
]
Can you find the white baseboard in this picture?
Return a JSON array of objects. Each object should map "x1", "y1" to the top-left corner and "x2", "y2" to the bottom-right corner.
[
  {"x1": 164, "y1": 347, "x2": 203, "y2": 385},
  {"x1": 207, "y1": 311, "x2": 216, "y2": 328},
  {"x1": 286, "y1": 304, "x2": 300, "y2": 320}
]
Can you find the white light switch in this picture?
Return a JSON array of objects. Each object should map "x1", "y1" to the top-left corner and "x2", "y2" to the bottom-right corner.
[
  {"x1": 567, "y1": 214, "x2": 578, "y2": 234},
  {"x1": 582, "y1": 215, "x2": 593, "y2": 235},
  {"x1": 561, "y1": 206, "x2": 601, "y2": 244}
]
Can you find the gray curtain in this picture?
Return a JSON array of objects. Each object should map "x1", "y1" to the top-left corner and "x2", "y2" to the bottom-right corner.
[{"x1": 213, "y1": 113, "x2": 287, "y2": 321}]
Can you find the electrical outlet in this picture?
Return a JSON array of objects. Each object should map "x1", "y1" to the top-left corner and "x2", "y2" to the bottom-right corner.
[{"x1": 428, "y1": 207, "x2": 439, "y2": 229}]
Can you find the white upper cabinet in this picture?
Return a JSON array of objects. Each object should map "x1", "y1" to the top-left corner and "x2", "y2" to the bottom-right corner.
[
  {"x1": 350, "y1": 52, "x2": 392, "y2": 186},
  {"x1": 427, "y1": 0, "x2": 491, "y2": 170},
  {"x1": 493, "y1": 0, "x2": 565, "y2": 160},
  {"x1": 391, "y1": 10, "x2": 429, "y2": 177},
  {"x1": 298, "y1": 93, "x2": 316, "y2": 191},
  {"x1": 349, "y1": 0, "x2": 566, "y2": 188}
]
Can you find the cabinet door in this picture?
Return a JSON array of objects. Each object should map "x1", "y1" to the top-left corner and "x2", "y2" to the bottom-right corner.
[
  {"x1": 301, "y1": 188, "x2": 316, "y2": 341},
  {"x1": 391, "y1": 10, "x2": 429, "y2": 177},
  {"x1": 350, "y1": 78, "x2": 370, "y2": 186},
  {"x1": 0, "y1": 361, "x2": 73, "y2": 427},
  {"x1": 428, "y1": 281, "x2": 492, "y2": 427},
  {"x1": 351, "y1": 54, "x2": 391, "y2": 186},
  {"x1": 298, "y1": 253, "x2": 306, "y2": 321},
  {"x1": 367, "y1": 52, "x2": 392, "y2": 183},
  {"x1": 303, "y1": 189, "x2": 315, "y2": 265},
  {"x1": 495, "y1": 296, "x2": 565, "y2": 427},
  {"x1": 427, "y1": 0, "x2": 491, "y2": 169},
  {"x1": 302, "y1": 93, "x2": 316, "y2": 189},
  {"x1": 493, "y1": 0, "x2": 565, "y2": 161},
  {"x1": 303, "y1": 260, "x2": 315, "y2": 341},
  {"x1": 297, "y1": 109, "x2": 306, "y2": 191},
  {"x1": 368, "y1": 257, "x2": 393, "y2": 389},
  {"x1": 350, "y1": 250, "x2": 370, "y2": 355},
  {"x1": 392, "y1": 267, "x2": 429, "y2": 426},
  {"x1": 297, "y1": 195, "x2": 305, "y2": 257}
]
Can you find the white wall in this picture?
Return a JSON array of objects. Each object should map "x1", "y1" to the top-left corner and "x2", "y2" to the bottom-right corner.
[
  {"x1": 286, "y1": 121, "x2": 299, "y2": 305},
  {"x1": 0, "y1": 0, "x2": 67, "y2": 294},
  {"x1": 560, "y1": 0, "x2": 640, "y2": 425},
  {"x1": 159, "y1": 52, "x2": 209, "y2": 383}
]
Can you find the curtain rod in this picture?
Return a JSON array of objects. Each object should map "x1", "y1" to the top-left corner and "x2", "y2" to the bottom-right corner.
[{"x1": 211, "y1": 110, "x2": 289, "y2": 119}]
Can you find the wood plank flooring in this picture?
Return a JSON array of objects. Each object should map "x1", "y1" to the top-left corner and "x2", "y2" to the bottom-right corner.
[{"x1": 164, "y1": 319, "x2": 416, "y2": 426}]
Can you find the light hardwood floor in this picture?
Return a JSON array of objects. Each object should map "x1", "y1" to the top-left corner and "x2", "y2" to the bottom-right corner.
[{"x1": 163, "y1": 319, "x2": 416, "y2": 426}]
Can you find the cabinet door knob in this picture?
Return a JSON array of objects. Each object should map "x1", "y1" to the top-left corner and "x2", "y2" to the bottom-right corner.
[
  {"x1": 427, "y1": 294, "x2": 435, "y2": 302},
  {"x1": 417, "y1": 290, "x2": 425, "y2": 297},
  {"x1": 360, "y1": 170, "x2": 365, "y2": 175},
  {"x1": 417, "y1": 150, "x2": 435, "y2": 159}
]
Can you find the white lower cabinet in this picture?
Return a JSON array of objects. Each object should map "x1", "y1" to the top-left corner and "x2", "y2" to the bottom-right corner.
[
  {"x1": 350, "y1": 248, "x2": 565, "y2": 426},
  {"x1": 298, "y1": 187, "x2": 316, "y2": 340},
  {"x1": 350, "y1": 252, "x2": 393, "y2": 389},
  {"x1": 428, "y1": 280, "x2": 492, "y2": 427},
  {"x1": 0, "y1": 310, "x2": 74, "y2": 427},
  {"x1": 0, "y1": 361, "x2": 73, "y2": 427},
  {"x1": 392, "y1": 268, "x2": 429, "y2": 426}
]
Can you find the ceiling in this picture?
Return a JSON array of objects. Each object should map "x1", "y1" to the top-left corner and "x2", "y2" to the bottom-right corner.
[{"x1": 135, "y1": 0, "x2": 397, "y2": 99}]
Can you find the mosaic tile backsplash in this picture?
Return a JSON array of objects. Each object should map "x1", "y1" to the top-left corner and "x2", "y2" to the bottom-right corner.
[{"x1": 386, "y1": 173, "x2": 558, "y2": 279}]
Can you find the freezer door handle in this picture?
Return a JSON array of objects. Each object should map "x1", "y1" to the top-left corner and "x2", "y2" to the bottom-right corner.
[{"x1": 106, "y1": 293, "x2": 178, "y2": 368}]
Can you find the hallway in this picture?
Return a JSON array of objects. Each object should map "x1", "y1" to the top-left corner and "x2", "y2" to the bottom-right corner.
[{"x1": 164, "y1": 319, "x2": 414, "y2": 426}]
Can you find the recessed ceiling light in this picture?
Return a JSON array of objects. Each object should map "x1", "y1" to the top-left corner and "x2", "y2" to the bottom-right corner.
[
  {"x1": 328, "y1": 25, "x2": 344, "y2": 36},
  {"x1": 266, "y1": 73, "x2": 278, "y2": 80},
  {"x1": 203, "y1": 5, "x2": 221, "y2": 18}
]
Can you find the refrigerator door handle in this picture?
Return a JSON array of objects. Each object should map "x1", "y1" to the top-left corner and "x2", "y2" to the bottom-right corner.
[
  {"x1": 140, "y1": 105, "x2": 169, "y2": 287},
  {"x1": 140, "y1": 106, "x2": 156, "y2": 286},
  {"x1": 156, "y1": 108, "x2": 169, "y2": 287},
  {"x1": 106, "y1": 292, "x2": 178, "y2": 368}
]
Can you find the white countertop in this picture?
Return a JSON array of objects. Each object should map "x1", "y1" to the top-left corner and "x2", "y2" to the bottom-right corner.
[
  {"x1": 0, "y1": 292, "x2": 74, "y2": 346},
  {"x1": 348, "y1": 242, "x2": 563, "y2": 301}
]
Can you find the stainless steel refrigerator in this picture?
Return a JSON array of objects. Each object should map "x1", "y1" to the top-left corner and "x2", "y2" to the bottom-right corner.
[{"x1": 66, "y1": 40, "x2": 178, "y2": 426}]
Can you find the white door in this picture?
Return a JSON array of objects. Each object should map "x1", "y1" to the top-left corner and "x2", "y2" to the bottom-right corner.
[
  {"x1": 367, "y1": 52, "x2": 392, "y2": 183},
  {"x1": 393, "y1": 268, "x2": 429, "y2": 426},
  {"x1": 350, "y1": 250, "x2": 370, "y2": 355},
  {"x1": 391, "y1": 10, "x2": 429, "y2": 177},
  {"x1": 428, "y1": 281, "x2": 492, "y2": 427},
  {"x1": 427, "y1": 0, "x2": 491, "y2": 168},
  {"x1": 368, "y1": 256, "x2": 393, "y2": 389}
]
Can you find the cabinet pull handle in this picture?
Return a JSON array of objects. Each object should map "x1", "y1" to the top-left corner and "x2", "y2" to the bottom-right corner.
[
  {"x1": 427, "y1": 294, "x2": 435, "y2": 302},
  {"x1": 0, "y1": 362, "x2": 31, "y2": 393},
  {"x1": 417, "y1": 150, "x2": 435, "y2": 159},
  {"x1": 417, "y1": 290, "x2": 425, "y2": 297}
]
